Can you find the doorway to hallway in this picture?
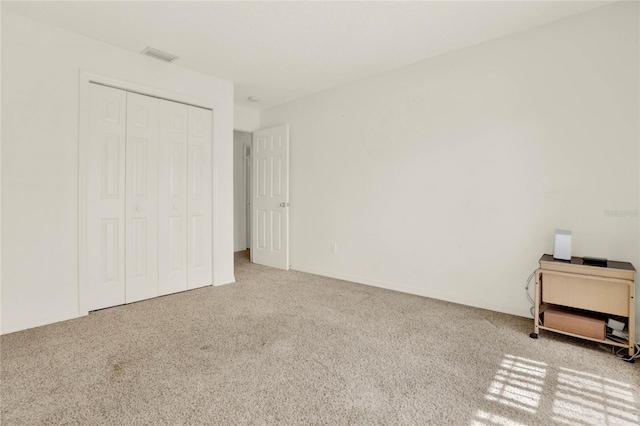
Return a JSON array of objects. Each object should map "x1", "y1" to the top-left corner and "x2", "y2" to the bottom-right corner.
[{"x1": 233, "y1": 130, "x2": 251, "y2": 252}]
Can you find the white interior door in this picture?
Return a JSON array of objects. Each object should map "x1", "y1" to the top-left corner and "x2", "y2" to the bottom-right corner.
[
  {"x1": 252, "y1": 125, "x2": 289, "y2": 270},
  {"x1": 158, "y1": 100, "x2": 188, "y2": 295},
  {"x1": 125, "y1": 93, "x2": 159, "y2": 303},
  {"x1": 187, "y1": 105, "x2": 213, "y2": 289},
  {"x1": 87, "y1": 83, "x2": 127, "y2": 310}
]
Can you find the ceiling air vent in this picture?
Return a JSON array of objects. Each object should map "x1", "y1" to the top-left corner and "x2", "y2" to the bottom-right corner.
[{"x1": 140, "y1": 47, "x2": 178, "y2": 63}]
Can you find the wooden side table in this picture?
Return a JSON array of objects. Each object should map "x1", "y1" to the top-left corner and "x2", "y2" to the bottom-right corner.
[{"x1": 532, "y1": 254, "x2": 636, "y2": 360}]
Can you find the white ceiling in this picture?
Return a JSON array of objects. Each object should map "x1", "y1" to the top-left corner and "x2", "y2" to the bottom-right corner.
[{"x1": 3, "y1": 1, "x2": 613, "y2": 110}]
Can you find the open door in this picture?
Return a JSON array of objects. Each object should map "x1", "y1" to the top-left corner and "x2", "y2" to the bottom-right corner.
[{"x1": 251, "y1": 125, "x2": 289, "y2": 270}]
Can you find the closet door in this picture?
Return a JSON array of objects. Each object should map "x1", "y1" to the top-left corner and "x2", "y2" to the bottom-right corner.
[
  {"x1": 125, "y1": 93, "x2": 159, "y2": 303},
  {"x1": 158, "y1": 100, "x2": 188, "y2": 295},
  {"x1": 187, "y1": 106, "x2": 212, "y2": 289},
  {"x1": 87, "y1": 83, "x2": 127, "y2": 311}
]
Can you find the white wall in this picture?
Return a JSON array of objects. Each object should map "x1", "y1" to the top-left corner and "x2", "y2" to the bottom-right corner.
[
  {"x1": 1, "y1": 11, "x2": 235, "y2": 334},
  {"x1": 233, "y1": 130, "x2": 252, "y2": 251},
  {"x1": 261, "y1": 2, "x2": 640, "y2": 327},
  {"x1": 234, "y1": 104, "x2": 261, "y2": 132}
]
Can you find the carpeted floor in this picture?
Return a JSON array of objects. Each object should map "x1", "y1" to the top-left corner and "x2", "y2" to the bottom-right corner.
[{"x1": 1, "y1": 250, "x2": 639, "y2": 425}]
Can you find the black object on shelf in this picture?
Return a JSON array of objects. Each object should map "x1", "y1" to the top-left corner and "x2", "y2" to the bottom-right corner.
[{"x1": 582, "y1": 256, "x2": 608, "y2": 267}]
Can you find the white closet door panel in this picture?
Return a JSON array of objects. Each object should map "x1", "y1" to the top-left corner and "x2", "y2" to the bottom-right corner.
[
  {"x1": 125, "y1": 92, "x2": 159, "y2": 303},
  {"x1": 87, "y1": 83, "x2": 127, "y2": 310},
  {"x1": 158, "y1": 100, "x2": 188, "y2": 295},
  {"x1": 187, "y1": 106, "x2": 212, "y2": 289}
]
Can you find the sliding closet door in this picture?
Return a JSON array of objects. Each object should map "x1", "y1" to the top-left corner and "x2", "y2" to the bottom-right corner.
[
  {"x1": 187, "y1": 106, "x2": 212, "y2": 289},
  {"x1": 85, "y1": 83, "x2": 213, "y2": 311},
  {"x1": 158, "y1": 100, "x2": 189, "y2": 295},
  {"x1": 87, "y1": 84, "x2": 127, "y2": 311},
  {"x1": 125, "y1": 93, "x2": 159, "y2": 303}
]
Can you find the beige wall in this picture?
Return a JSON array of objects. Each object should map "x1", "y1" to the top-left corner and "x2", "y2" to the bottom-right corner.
[
  {"x1": 261, "y1": 3, "x2": 639, "y2": 326},
  {"x1": 234, "y1": 105, "x2": 261, "y2": 132},
  {"x1": 1, "y1": 11, "x2": 235, "y2": 333}
]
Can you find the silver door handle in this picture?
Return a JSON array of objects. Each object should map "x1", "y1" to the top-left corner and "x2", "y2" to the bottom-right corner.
[
  {"x1": 173, "y1": 205, "x2": 179, "y2": 210},
  {"x1": 280, "y1": 202, "x2": 288, "y2": 207},
  {"x1": 136, "y1": 205, "x2": 143, "y2": 211}
]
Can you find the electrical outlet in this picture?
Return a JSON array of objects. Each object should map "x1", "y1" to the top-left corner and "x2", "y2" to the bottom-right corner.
[{"x1": 330, "y1": 243, "x2": 338, "y2": 254}]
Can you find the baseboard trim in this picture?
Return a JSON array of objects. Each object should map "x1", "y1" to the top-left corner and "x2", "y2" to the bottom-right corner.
[
  {"x1": 1, "y1": 311, "x2": 81, "y2": 335},
  {"x1": 214, "y1": 275, "x2": 235, "y2": 287},
  {"x1": 293, "y1": 265, "x2": 532, "y2": 319}
]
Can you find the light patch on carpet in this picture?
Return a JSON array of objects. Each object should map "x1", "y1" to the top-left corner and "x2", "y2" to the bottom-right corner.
[
  {"x1": 484, "y1": 354, "x2": 546, "y2": 414},
  {"x1": 551, "y1": 367, "x2": 638, "y2": 426},
  {"x1": 475, "y1": 355, "x2": 639, "y2": 426},
  {"x1": 472, "y1": 409, "x2": 528, "y2": 426}
]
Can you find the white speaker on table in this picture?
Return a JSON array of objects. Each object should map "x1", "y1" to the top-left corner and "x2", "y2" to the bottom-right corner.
[{"x1": 553, "y1": 229, "x2": 572, "y2": 261}]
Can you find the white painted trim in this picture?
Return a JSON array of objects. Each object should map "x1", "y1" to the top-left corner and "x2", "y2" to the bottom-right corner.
[
  {"x1": 78, "y1": 70, "x2": 218, "y2": 315},
  {"x1": 1, "y1": 311, "x2": 80, "y2": 335},
  {"x1": 0, "y1": 22, "x2": 3, "y2": 335},
  {"x1": 293, "y1": 265, "x2": 532, "y2": 320},
  {"x1": 80, "y1": 71, "x2": 215, "y2": 110},
  {"x1": 233, "y1": 127, "x2": 256, "y2": 133},
  {"x1": 211, "y1": 108, "x2": 221, "y2": 287},
  {"x1": 214, "y1": 276, "x2": 236, "y2": 287},
  {"x1": 78, "y1": 71, "x2": 90, "y2": 316}
]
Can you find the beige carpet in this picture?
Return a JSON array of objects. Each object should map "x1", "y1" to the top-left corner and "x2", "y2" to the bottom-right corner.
[{"x1": 1, "y1": 251, "x2": 639, "y2": 425}]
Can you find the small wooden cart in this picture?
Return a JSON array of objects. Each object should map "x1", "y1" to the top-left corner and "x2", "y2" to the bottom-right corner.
[{"x1": 531, "y1": 254, "x2": 636, "y2": 360}]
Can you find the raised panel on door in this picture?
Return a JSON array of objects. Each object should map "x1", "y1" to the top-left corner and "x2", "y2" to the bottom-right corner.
[
  {"x1": 125, "y1": 92, "x2": 159, "y2": 303},
  {"x1": 87, "y1": 83, "x2": 127, "y2": 310},
  {"x1": 187, "y1": 105, "x2": 212, "y2": 289},
  {"x1": 251, "y1": 125, "x2": 289, "y2": 270},
  {"x1": 159, "y1": 100, "x2": 188, "y2": 295}
]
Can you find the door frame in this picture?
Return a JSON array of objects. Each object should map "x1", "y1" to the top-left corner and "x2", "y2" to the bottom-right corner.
[
  {"x1": 78, "y1": 70, "x2": 216, "y2": 315},
  {"x1": 244, "y1": 142, "x2": 251, "y2": 250}
]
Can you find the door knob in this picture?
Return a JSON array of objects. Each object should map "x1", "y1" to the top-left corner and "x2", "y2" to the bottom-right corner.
[
  {"x1": 136, "y1": 205, "x2": 142, "y2": 211},
  {"x1": 173, "y1": 205, "x2": 179, "y2": 210},
  {"x1": 280, "y1": 202, "x2": 288, "y2": 207}
]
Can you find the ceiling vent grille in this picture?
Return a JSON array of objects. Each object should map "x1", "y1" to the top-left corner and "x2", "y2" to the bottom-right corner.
[{"x1": 140, "y1": 47, "x2": 178, "y2": 63}]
